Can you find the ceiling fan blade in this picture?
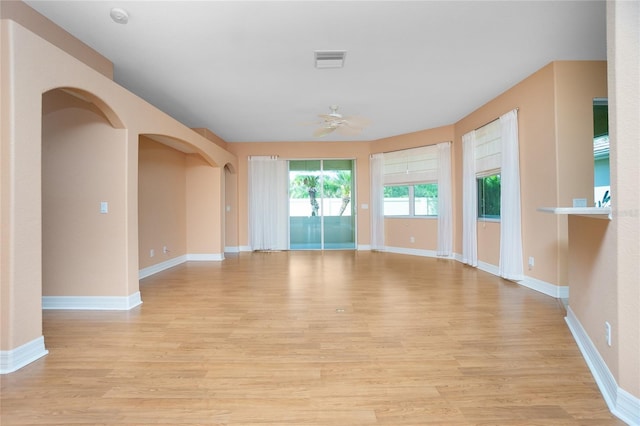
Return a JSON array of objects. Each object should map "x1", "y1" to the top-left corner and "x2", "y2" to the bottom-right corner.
[
  {"x1": 343, "y1": 115, "x2": 370, "y2": 128},
  {"x1": 336, "y1": 125, "x2": 363, "y2": 136},
  {"x1": 313, "y1": 127, "x2": 336, "y2": 137}
]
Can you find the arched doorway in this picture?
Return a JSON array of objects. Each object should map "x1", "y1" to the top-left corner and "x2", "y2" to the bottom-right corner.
[{"x1": 41, "y1": 88, "x2": 134, "y2": 307}]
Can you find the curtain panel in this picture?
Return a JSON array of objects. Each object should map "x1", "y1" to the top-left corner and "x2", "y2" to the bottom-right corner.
[
  {"x1": 462, "y1": 131, "x2": 478, "y2": 266},
  {"x1": 370, "y1": 153, "x2": 385, "y2": 250},
  {"x1": 437, "y1": 141, "x2": 453, "y2": 257},
  {"x1": 498, "y1": 109, "x2": 524, "y2": 280},
  {"x1": 248, "y1": 156, "x2": 288, "y2": 251}
]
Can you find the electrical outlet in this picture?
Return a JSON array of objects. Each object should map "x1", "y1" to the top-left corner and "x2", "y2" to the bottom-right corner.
[
  {"x1": 150, "y1": 249, "x2": 154, "y2": 258},
  {"x1": 163, "y1": 246, "x2": 169, "y2": 254},
  {"x1": 528, "y1": 256, "x2": 535, "y2": 269},
  {"x1": 605, "y1": 321, "x2": 612, "y2": 346},
  {"x1": 409, "y1": 236, "x2": 415, "y2": 243}
]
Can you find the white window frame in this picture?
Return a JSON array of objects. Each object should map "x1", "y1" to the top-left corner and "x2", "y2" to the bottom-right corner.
[{"x1": 384, "y1": 182, "x2": 438, "y2": 218}]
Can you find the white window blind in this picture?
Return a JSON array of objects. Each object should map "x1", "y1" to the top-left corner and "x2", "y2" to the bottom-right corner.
[
  {"x1": 475, "y1": 119, "x2": 501, "y2": 173},
  {"x1": 383, "y1": 145, "x2": 438, "y2": 185}
]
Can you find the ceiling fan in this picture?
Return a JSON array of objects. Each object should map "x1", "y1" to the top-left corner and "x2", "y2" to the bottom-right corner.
[{"x1": 312, "y1": 105, "x2": 369, "y2": 137}]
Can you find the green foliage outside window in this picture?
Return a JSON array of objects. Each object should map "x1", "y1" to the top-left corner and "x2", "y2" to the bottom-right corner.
[
  {"x1": 289, "y1": 170, "x2": 353, "y2": 216},
  {"x1": 383, "y1": 185, "x2": 409, "y2": 198},
  {"x1": 477, "y1": 174, "x2": 501, "y2": 218},
  {"x1": 414, "y1": 183, "x2": 438, "y2": 199},
  {"x1": 383, "y1": 183, "x2": 438, "y2": 216},
  {"x1": 414, "y1": 183, "x2": 438, "y2": 216}
]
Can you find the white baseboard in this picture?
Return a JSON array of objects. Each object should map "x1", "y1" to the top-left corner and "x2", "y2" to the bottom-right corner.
[
  {"x1": 139, "y1": 253, "x2": 225, "y2": 280},
  {"x1": 385, "y1": 246, "x2": 438, "y2": 258},
  {"x1": 566, "y1": 307, "x2": 640, "y2": 426},
  {"x1": 453, "y1": 253, "x2": 569, "y2": 299},
  {"x1": 477, "y1": 260, "x2": 500, "y2": 276},
  {"x1": 357, "y1": 244, "x2": 372, "y2": 251},
  {"x1": 0, "y1": 336, "x2": 48, "y2": 374},
  {"x1": 435, "y1": 253, "x2": 456, "y2": 260},
  {"x1": 42, "y1": 291, "x2": 142, "y2": 310},
  {"x1": 225, "y1": 246, "x2": 240, "y2": 253},
  {"x1": 520, "y1": 275, "x2": 569, "y2": 299},
  {"x1": 240, "y1": 245, "x2": 253, "y2": 252},
  {"x1": 139, "y1": 255, "x2": 187, "y2": 279},
  {"x1": 186, "y1": 253, "x2": 224, "y2": 261}
]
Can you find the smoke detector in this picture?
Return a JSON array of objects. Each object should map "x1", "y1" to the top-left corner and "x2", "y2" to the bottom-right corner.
[{"x1": 110, "y1": 8, "x2": 129, "y2": 24}]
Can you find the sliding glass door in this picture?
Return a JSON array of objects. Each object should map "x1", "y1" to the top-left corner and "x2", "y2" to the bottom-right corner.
[
  {"x1": 289, "y1": 160, "x2": 322, "y2": 249},
  {"x1": 289, "y1": 159, "x2": 355, "y2": 250}
]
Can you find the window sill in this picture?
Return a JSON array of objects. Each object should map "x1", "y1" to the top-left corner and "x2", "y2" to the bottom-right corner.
[
  {"x1": 478, "y1": 217, "x2": 500, "y2": 223},
  {"x1": 384, "y1": 216, "x2": 438, "y2": 220},
  {"x1": 537, "y1": 207, "x2": 612, "y2": 220}
]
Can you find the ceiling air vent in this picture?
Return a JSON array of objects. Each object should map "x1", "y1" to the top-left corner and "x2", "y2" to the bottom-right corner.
[{"x1": 314, "y1": 50, "x2": 346, "y2": 69}]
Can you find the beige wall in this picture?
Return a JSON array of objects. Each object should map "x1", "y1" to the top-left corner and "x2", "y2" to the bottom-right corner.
[
  {"x1": 192, "y1": 128, "x2": 229, "y2": 151},
  {"x1": 554, "y1": 61, "x2": 608, "y2": 208},
  {"x1": 138, "y1": 137, "x2": 187, "y2": 269},
  {"x1": 0, "y1": 0, "x2": 113, "y2": 78},
  {"x1": 227, "y1": 141, "x2": 371, "y2": 248},
  {"x1": 568, "y1": 217, "x2": 617, "y2": 369},
  {"x1": 553, "y1": 61, "x2": 608, "y2": 287},
  {"x1": 608, "y1": 0, "x2": 640, "y2": 398},
  {"x1": 385, "y1": 218, "x2": 438, "y2": 251},
  {"x1": 224, "y1": 165, "x2": 239, "y2": 250},
  {"x1": 186, "y1": 155, "x2": 224, "y2": 256},
  {"x1": 1, "y1": 17, "x2": 236, "y2": 353},
  {"x1": 476, "y1": 221, "x2": 501, "y2": 266},
  {"x1": 567, "y1": 0, "x2": 640, "y2": 402},
  {"x1": 138, "y1": 138, "x2": 228, "y2": 267},
  {"x1": 370, "y1": 125, "x2": 454, "y2": 153},
  {"x1": 453, "y1": 61, "x2": 606, "y2": 287},
  {"x1": 455, "y1": 63, "x2": 557, "y2": 283}
]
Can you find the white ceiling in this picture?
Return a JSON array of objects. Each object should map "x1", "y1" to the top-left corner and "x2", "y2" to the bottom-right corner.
[{"x1": 25, "y1": 1, "x2": 606, "y2": 143}]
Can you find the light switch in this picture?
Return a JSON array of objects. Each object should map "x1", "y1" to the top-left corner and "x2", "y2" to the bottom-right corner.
[{"x1": 100, "y1": 201, "x2": 108, "y2": 214}]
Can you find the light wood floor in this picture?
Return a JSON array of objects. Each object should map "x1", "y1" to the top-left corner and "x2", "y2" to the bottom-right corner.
[{"x1": 1, "y1": 251, "x2": 624, "y2": 425}]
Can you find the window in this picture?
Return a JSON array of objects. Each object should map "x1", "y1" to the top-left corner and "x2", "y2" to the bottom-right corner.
[
  {"x1": 477, "y1": 173, "x2": 500, "y2": 219},
  {"x1": 473, "y1": 119, "x2": 501, "y2": 220},
  {"x1": 593, "y1": 98, "x2": 610, "y2": 207},
  {"x1": 381, "y1": 144, "x2": 440, "y2": 217},
  {"x1": 384, "y1": 183, "x2": 438, "y2": 217},
  {"x1": 384, "y1": 185, "x2": 409, "y2": 216},
  {"x1": 414, "y1": 183, "x2": 438, "y2": 216}
]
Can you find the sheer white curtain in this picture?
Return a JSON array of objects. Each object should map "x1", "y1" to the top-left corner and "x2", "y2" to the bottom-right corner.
[
  {"x1": 248, "y1": 156, "x2": 288, "y2": 251},
  {"x1": 499, "y1": 109, "x2": 524, "y2": 280},
  {"x1": 462, "y1": 131, "x2": 478, "y2": 266},
  {"x1": 437, "y1": 142, "x2": 453, "y2": 257},
  {"x1": 370, "y1": 153, "x2": 385, "y2": 250}
]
